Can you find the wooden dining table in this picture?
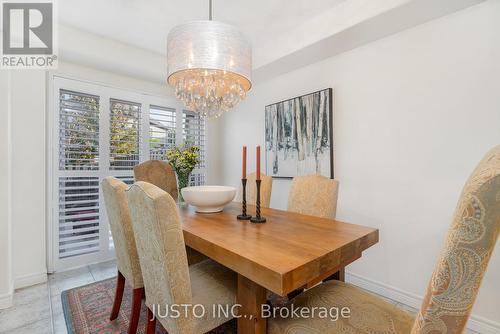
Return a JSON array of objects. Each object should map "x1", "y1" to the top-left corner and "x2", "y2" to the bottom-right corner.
[{"x1": 178, "y1": 202, "x2": 379, "y2": 334}]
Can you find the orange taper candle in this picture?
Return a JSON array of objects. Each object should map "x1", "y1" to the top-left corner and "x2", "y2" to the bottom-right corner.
[
  {"x1": 242, "y1": 145, "x2": 247, "y2": 179},
  {"x1": 256, "y1": 145, "x2": 261, "y2": 180}
]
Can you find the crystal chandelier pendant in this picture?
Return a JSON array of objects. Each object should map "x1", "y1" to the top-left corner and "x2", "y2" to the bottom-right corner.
[{"x1": 167, "y1": 6, "x2": 252, "y2": 118}]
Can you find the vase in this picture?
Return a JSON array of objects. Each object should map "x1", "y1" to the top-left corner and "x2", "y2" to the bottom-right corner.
[{"x1": 176, "y1": 170, "x2": 192, "y2": 203}]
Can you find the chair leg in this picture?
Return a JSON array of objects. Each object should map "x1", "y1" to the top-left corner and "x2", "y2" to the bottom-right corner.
[
  {"x1": 110, "y1": 271, "x2": 125, "y2": 321},
  {"x1": 146, "y1": 307, "x2": 156, "y2": 334},
  {"x1": 128, "y1": 288, "x2": 143, "y2": 334}
]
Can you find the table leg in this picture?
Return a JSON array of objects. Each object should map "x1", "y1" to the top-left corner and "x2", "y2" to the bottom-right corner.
[
  {"x1": 237, "y1": 274, "x2": 267, "y2": 334},
  {"x1": 326, "y1": 267, "x2": 345, "y2": 282}
]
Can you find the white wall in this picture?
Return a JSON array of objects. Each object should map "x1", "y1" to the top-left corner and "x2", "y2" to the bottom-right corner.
[
  {"x1": 9, "y1": 71, "x2": 48, "y2": 288},
  {"x1": 53, "y1": 61, "x2": 169, "y2": 96},
  {"x1": 59, "y1": 25, "x2": 166, "y2": 84},
  {"x1": 220, "y1": 1, "x2": 500, "y2": 330},
  {"x1": 0, "y1": 72, "x2": 13, "y2": 308}
]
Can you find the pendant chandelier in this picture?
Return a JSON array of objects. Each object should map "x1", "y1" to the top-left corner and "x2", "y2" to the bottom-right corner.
[{"x1": 166, "y1": 0, "x2": 252, "y2": 118}]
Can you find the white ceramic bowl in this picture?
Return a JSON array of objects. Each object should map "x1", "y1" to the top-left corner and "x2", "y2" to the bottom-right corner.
[{"x1": 181, "y1": 186, "x2": 237, "y2": 213}]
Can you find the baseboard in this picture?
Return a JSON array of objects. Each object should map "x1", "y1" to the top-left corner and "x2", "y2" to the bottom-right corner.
[
  {"x1": 467, "y1": 315, "x2": 500, "y2": 334},
  {"x1": 346, "y1": 271, "x2": 500, "y2": 334},
  {"x1": 0, "y1": 291, "x2": 13, "y2": 309},
  {"x1": 14, "y1": 271, "x2": 47, "y2": 290}
]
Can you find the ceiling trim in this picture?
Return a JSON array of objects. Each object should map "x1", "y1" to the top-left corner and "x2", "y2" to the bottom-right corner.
[{"x1": 253, "y1": 0, "x2": 487, "y2": 83}]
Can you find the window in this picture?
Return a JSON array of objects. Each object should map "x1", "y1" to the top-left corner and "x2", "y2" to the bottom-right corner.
[
  {"x1": 109, "y1": 99, "x2": 141, "y2": 170},
  {"x1": 58, "y1": 91, "x2": 101, "y2": 259},
  {"x1": 50, "y1": 77, "x2": 207, "y2": 271},
  {"x1": 149, "y1": 105, "x2": 176, "y2": 160},
  {"x1": 59, "y1": 90, "x2": 99, "y2": 170},
  {"x1": 183, "y1": 110, "x2": 206, "y2": 186}
]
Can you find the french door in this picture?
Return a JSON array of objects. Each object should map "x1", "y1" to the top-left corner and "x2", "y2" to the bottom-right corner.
[{"x1": 48, "y1": 76, "x2": 206, "y2": 272}]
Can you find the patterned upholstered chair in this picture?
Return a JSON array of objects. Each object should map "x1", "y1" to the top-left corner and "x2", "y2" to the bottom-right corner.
[
  {"x1": 102, "y1": 177, "x2": 144, "y2": 334},
  {"x1": 287, "y1": 174, "x2": 339, "y2": 219},
  {"x1": 126, "y1": 181, "x2": 238, "y2": 334},
  {"x1": 269, "y1": 146, "x2": 500, "y2": 334},
  {"x1": 237, "y1": 172, "x2": 273, "y2": 208},
  {"x1": 133, "y1": 160, "x2": 178, "y2": 200},
  {"x1": 134, "y1": 160, "x2": 207, "y2": 265}
]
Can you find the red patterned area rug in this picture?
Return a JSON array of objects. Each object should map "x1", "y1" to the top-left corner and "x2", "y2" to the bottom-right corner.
[{"x1": 62, "y1": 278, "x2": 236, "y2": 334}]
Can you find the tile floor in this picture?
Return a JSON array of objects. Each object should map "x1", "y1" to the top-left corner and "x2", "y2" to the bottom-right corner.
[
  {"x1": 0, "y1": 260, "x2": 480, "y2": 333},
  {"x1": 0, "y1": 260, "x2": 117, "y2": 334}
]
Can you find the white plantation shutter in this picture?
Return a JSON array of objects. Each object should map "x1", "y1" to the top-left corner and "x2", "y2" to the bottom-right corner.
[
  {"x1": 51, "y1": 77, "x2": 208, "y2": 271},
  {"x1": 149, "y1": 105, "x2": 176, "y2": 160},
  {"x1": 58, "y1": 176, "x2": 100, "y2": 258},
  {"x1": 190, "y1": 173, "x2": 206, "y2": 186},
  {"x1": 115, "y1": 175, "x2": 135, "y2": 185},
  {"x1": 59, "y1": 90, "x2": 100, "y2": 170},
  {"x1": 183, "y1": 110, "x2": 207, "y2": 185},
  {"x1": 58, "y1": 90, "x2": 101, "y2": 259},
  {"x1": 109, "y1": 99, "x2": 141, "y2": 170},
  {"x1": 108, "y1": 99, "x2": 140, "y2": 252}
]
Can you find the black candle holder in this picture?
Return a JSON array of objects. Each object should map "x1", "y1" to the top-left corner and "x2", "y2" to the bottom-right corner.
[
  {"x1": 250, "y1": 179, "x2": 266, "y2": 223},
  {"x1": 237, "y1": 178, "x2": 252, "y2": 220}
]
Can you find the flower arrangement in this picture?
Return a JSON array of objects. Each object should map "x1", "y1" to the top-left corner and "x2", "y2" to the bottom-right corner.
[{"x1": 166, "y1": 143, "x2": 200, "y2": 202}]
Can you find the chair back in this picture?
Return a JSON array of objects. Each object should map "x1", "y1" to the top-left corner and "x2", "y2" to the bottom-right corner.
[
  {"x1": 126, "y1": 181, "x2": 193, "y2": 334},
  {"x1": 134, "y1": 160, "x2": 178, "y2": 200},
  {"x1": 101, "y1": 177, "x2": 143, "y2": 288},
  {"x1": 239, "y1": 172, "x2": 272, "y2": 208},
  {"x1": 412, "y1": 146, "x2": 500, "y2": 333},
  {"x1": 287, "y1": 174, "x2": 339, "y2": 219}
]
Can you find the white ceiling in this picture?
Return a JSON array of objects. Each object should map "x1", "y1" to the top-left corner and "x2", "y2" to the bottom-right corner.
[{"x1": 59, "y1": 0, "x2": 347, "y2": 55}]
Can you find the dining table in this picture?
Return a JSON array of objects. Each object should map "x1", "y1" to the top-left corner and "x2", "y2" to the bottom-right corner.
[{"x1": 178, "y1": 202, "x2": 379, "y2": 334}]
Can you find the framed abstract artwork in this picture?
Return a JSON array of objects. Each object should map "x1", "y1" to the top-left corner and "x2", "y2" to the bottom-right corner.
[{"x1": 265, "y1": 88, "x2": 334, "y2": 179}]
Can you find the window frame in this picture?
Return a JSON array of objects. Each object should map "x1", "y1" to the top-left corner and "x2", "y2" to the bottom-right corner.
[{"x1": 47, "y1": 75, "x2": 209, "y2": 272}]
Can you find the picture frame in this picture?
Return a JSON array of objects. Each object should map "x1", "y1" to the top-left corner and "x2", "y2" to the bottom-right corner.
[{"x1": 265, "y1": 88, "x2": 334, "y2": 179}]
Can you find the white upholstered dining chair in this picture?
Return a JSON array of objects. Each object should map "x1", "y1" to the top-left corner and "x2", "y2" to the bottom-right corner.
[
  {"x1": 287, "y1": 174, "x2": 339, "y2": 219},
  {"x1": 126, "y1": 181, "x2": 238, "y2": 334},
  {"x1": 102, "y1": 176, "x2": 144, "y2": 334},
  {"x1": 269, "y1": 146, "x2": 500, "y2": 333},
  {"x1": 133, "y1": 160, "x2": 178, "y2": 199}
]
